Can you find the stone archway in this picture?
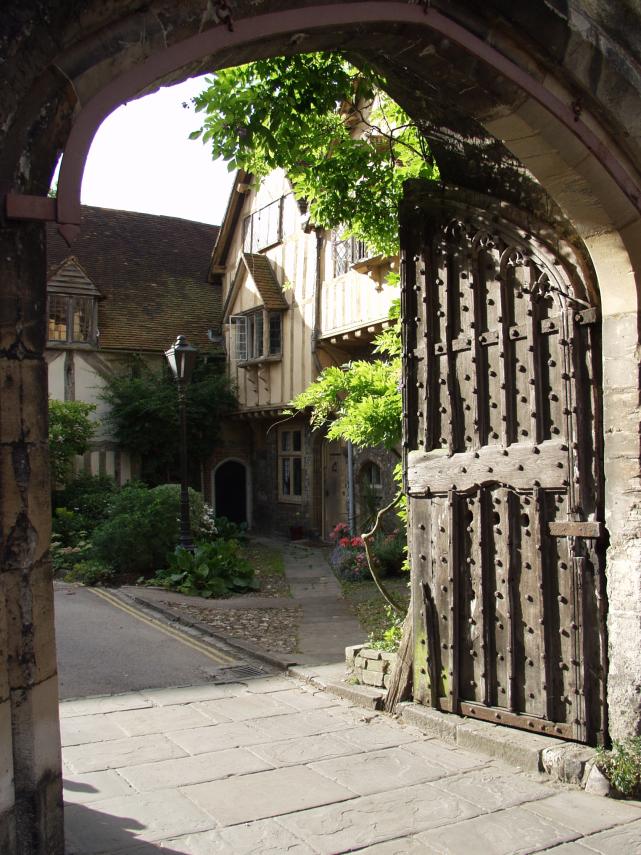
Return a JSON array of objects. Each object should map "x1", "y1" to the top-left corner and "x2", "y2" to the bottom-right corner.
[{"x1": 3, "y1": 3, "x2": 641, "y2": 851}]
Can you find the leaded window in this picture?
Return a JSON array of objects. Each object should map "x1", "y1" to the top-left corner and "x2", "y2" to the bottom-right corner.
[
  {"x1": 230, "y1": 310, "x2": 282, "y2": 362},
  {"x1": 279, "y1": 428, "x2": 303, "y2": 501},
  {"x1": 47, "y1": 294, "x2": 97, "y2": 345},
  {"x1": 333, "y1": 234, "x2": 369, "y2": 277}
]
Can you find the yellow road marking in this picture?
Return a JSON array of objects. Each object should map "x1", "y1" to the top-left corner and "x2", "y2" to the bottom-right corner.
[{"x1": 89, "y1": 588, "x2": 237, "y2": 666}]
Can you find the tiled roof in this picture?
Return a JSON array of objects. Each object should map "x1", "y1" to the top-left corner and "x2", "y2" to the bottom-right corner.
[
  {"x1": 241, "y1": 253, "x2": 289, "y2": 310},
  {"x1": 46, "y1": 206, "x2": 220, "y2": 353}
]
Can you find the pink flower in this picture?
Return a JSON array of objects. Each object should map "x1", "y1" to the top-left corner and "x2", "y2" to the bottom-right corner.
[
  {"x1": 350, "y1": 536, "x2": 364, "y2": 547},
  {"x1": 339, "y1": 537, "x2": 351, "y2": 547}
]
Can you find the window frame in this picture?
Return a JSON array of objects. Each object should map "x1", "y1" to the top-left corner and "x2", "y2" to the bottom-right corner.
[
  {"x1": 278, "y1": 426, "x2": 304, "y2": 503},
  {"x1": 333, "y1": 233, "x2": 370, "y2": 277},
  {"x1": 47, "y1": 293, "x2": 98, "y2": 347},
  {"x1": 360, "y1": 460, "x2": 383, "y2": 490},
  {"x1": 242, "y1": 196, "x2": 285, "y2": 254},
  {"x1": 230, "y1": 308, "x2": 282, "y2": 364}
]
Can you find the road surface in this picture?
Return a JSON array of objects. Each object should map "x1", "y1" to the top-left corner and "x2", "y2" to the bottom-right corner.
[{"x1": 54, "y1": 583, "x2": 258, "y2": 699}]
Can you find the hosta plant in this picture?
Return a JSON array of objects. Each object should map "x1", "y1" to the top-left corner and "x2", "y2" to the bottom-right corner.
[{"x1": 153, "y1": 540, "x2": 259, "y2": 598}]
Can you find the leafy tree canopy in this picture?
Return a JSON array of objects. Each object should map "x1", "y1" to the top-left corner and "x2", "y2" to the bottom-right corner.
[
  {"x1": 192, "y1": 52, "x2": 437, "y2": 255},
  {"x1": 49, "y1": 399, "x2": 97, "y2": 486},
  {"x1": 290, "y1": 300, "x2": 402, "y2": 452},
  {"x1": 101, "y1": 359, "x2": 237, "y2": 484}
]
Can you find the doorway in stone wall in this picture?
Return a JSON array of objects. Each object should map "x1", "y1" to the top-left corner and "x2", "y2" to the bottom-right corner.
[{"x1": 214, "y1": 459, "x2": 248, "y2": 525}]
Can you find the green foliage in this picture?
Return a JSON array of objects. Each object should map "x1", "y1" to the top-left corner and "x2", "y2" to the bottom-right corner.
[
  {"x1": 209, "y1": 515, "x2": 248, "y2": 543},
  {"x1": 291, "y1": 301, "x2": 401, "y2": 451},
  {"x1": 53, "y1": 474, "x2": 118, "y2": 529},
  {"x1": 370, "y1": 528, "x2": 406, "y2": 576},
  {"x1": 64, "y1": 560, "x2": 115, "y2": 587},
  {"x1": 50, "y1": 537, "x2": 91, "y2": 576},
  {"x1": 596, "y1": 737, "x2": 641, "y2": 797},
  {"x1": 48, "y1": 399, "x2": 96, "y2": 485},
  {"x1": 193, "y1": 53, "x2": 438, "y2": 256},
  {"x1": 101, "y1": 359, "x2": 236, "y2": 484},
  {"x1": 90, "y1": 483, "x2": 205, "y2": 576},
  {"x1": 369, "y1": 605, "x2": 404, "y2": 653},
  {"x1": 153, "y1": 541, "x2": 258, "y2": 598},
  {"x1": 52, "y1": 507, "x2": 89, "y2": 547}
]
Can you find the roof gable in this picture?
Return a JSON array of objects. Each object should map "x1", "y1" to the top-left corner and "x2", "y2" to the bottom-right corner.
[
  {"x1": 47, "y1": 256, "x2": 103, "y2": 298},
  {"x1": 242, "y1": 254, "x2": 289, "y2": 310},
  {"x1": 223, "y1": 253, "x2": 289, "y2": 320},
  {"x1": 46, "y1": 206, "x2": 221, "y2": 353}
]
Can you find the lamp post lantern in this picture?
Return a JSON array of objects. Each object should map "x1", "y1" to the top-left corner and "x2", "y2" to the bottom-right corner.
[{"x1": 165, "y1": 335, "x2": 198, "y2": 551}]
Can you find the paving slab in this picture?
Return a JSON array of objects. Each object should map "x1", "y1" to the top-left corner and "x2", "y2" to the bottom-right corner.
[
  {"x1": 139, "y1": 683, "x2": 244, "y2": 706},
  {"x1": 357, "y1": 838, "x2": 432, "y2": 854},
  {"x1": 65, "y1": 790, "x2": 213, "y2": 853},
  {"x1": 64, "y1": 733, "x2": 187, "y2": 774},
  {"x1": 244, "y1": 708, "x2": 354, "y2": 740},
  {"x1": 279, "y1": 781, "x2": 483, "y2": 853},
  {"x1": 118, "y1": 747, "x2": 273, "y2": 792},
  {"x1": 193, "y1": 691, "x2": 299, "y2": 721},
  {"x1": 523, "y1": 789, "x2": 641, "y2": 835},
  {"x1": 309, "y1": 745, "x2": 453, "y2": 795},
  {"x1": 62, "y1": 770, "x2": 135, "y2": 805},
  {"x1": 414, "y1": 804, "x2": 581, "y2": 854},
  {"x1": 576, "y1": 819, "x2": 641, "y2": 853},
  {"x1": 272, "y1": 687, "x2": 342, "y2": 710},
  {"x1": 60, "y1": 673, "x2": 641, "y2": 855},
  {"x1": 60, "y1": 713, "x2": 129, "y2": 747},
  {"x1": 106, "y1": 703, "x2": 217, "y2": 736},
  {"x1": 241, "y1": 675, "x2": 299, "y2": 693},
  {"x1": 59, "y1": 692, "x2": 153, "y2": 718},
  {"x1": 165, "y1": 721, "x2": 271, "y2": 755},
  {"x1": 334, "y1": 719, "x2": 424, "y2": 752},
  {"x1": 401, "y1": 738, "x2": 490, "y2": 773},
  {"x1": 436, "y1": 765, "x2": 553, "y2": 811},
  {"x1": 163, "y1": 820, "x2": 312, "y2": 854},
  {"x1": 249, "y1": 732, "x2": 360, "y2": 767},
  {"x1": 182, "y1": 765, "x2": 356, "y2": 825}
]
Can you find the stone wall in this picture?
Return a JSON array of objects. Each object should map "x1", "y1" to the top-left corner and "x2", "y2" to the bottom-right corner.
[
  {"x1": 251, "y1": 420, "x2": 318, "y2": 537},
  {"x1": 346, "y1": 644, "x2": 397, "y2": 691}
]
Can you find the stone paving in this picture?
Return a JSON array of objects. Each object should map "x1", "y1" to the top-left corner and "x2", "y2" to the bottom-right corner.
[{"x1": 62, "y1": 674, "x2": 641, "y2": 854}]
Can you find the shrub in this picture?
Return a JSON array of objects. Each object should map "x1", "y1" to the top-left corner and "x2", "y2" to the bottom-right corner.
[
  {"x1": 370, "y1": 528, "x2": 407, "y2": 576},
  {"x1": 596, "y1": 737, "x2": 641, "y2": 797},
  {"x1": 152, "y1": 540, "x2": 258, "y2": 598},
  {"x1": 52, "y1": 507, "x2": 90, "y2": 547},
  {"x1": 90, "y1": 483, "x2": 205, "y2": 576},
  {"x1": 51, "y1": 538, "x2": 91, "y2": 576},
  {"x1": 64, "y1": 560, "x2": 115, "y2": 587},
  {"x1": 329, "y1": 522, "x2": 372, "y2": 582},
  {"x1": 53, "y1": 474, "x2": 117, "y2": 530},
  {"x1": 210, "y1": 515, "x2": 248, "y2": 542},
  {"x1": 368, "y1": 605, "x2": 404, "y2": 653},
  {"x1": 49, "y1": 399, "x2": 96, "y2": 486}
]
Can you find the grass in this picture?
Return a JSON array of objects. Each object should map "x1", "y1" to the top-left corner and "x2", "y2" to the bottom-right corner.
[
  {"x1": 340, "y1": 576, "x2": 410, "y2": 641},
  {"x1": 240, "y1": 540, "x2": 290, "y2": 596}
]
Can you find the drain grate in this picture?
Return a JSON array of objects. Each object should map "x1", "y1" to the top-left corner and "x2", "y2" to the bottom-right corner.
[{"x1": 213, "y1": 664, "x2": 266, "y2": 682}]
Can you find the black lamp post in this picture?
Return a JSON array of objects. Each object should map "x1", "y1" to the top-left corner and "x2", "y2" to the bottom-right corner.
[{"x1": 165, "y1": 335, "x2": 198, "y2": 551}]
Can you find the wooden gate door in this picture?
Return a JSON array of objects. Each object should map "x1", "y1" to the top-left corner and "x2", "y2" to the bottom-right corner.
[{"x1": 401, "y1": 188, "x2": 607, "y2": 744}]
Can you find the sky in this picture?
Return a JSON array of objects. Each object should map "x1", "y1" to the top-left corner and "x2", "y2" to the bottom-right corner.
[{"x1": 70, "y1": 75, "x2": 235, "y2": 226}]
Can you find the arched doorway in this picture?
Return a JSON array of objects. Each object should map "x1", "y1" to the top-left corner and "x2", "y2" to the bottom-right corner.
[
  {"x1": 213, "y1": 459, "x2": 248, "y2": 526},
  {"x1": 4, "y1": 3, "x2": 641, "y2": 850}
]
